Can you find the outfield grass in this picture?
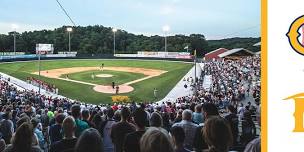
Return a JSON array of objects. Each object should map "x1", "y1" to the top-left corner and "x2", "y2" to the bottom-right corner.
[
  {"x1": 0, "y1": 59, "x2": 192, "y2": 104},
  {"x1": 62, "y1": 70, "x2": 146, "y2": 85}
]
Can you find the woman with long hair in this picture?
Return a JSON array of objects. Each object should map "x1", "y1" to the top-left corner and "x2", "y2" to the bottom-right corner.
[{"x1": 4, "y1": 122, "x2": 42, "y2": 152}]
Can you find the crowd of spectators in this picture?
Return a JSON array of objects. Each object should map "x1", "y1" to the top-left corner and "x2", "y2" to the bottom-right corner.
[
  {"x1": 26, "y1": 77, "x2": 58, "y2": 94},
  {"x1": 0, "y1": 56, "x2": 261, "y2": 152}
]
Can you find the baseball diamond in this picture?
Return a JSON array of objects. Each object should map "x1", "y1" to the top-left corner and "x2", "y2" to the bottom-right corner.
[{"x1": 0, "y1": 59, "x2": 192, "y2": 104}]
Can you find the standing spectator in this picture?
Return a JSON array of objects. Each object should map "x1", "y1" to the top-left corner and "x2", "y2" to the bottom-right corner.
[
  {"x1": 224, "y1": 105, "x2": 239, "y2": 147},
  {"x1": 111, "y1": 107, "x2": 135, "y2": 152},
  {"x1": 50, "y1": 116, "x2": 78, "y2": 152},
  {"x1": 92, "y1": 114, "x2": 103, "y2": 132},
  {"x1": 71, "y1": 105, "x2": 89, "y2": 137},
  {"x1": 203, "y1": 116, "x2": 233, "y2": 152},
  {"x1": 49, "y1": 113, "x2": 65, "y2": 144},
  {"x1": 192, "y1": 104, "x2": 203, "y2": 124},
  {"x1": 241, "y1": 111, "x2": 256, "y2": 146},
  {"x1": 4, "y1": 122, "x2": 42, "y2": 152},
  {"x1": 172, "y1": 110, "x2": 198, "y2": 150},
  {"x1": 75, "y1": 128, "x2": 103, "y2": 152},
  {"x1": 244, "y1": 115, "x2": 261, "y2": 152},
  {"x1": 124, "y1": 108, "x2": 147, "y2": 152},
  {"x1": 193, "y1": 103, "x2": 219, "y2": 152},
  {"x1": 174, "y1": 110, "x2": 183, "y2": 123},
  {"x1": 0, "y1": 139, "x2": 5, "y2": 152},
  {"x1": 0, "y1": 111, "x2": 14, "y2": 144},
  {"x1": 31, "y1": 118, "x2": 45, "y2": 150},
  {"x1": 170, "y1": 126, "x2": 191, "y2": 152},
  {"x1": 238, "y1": 103, "x2": 246, "y2": 119},
  {"x1": 82, "y1": 109, "x2": 95, "y2": 128},
  {"x1": 101, "y1": 108, "x2": 116, "y2": 152},
  {"x1": 150, "y1": 112, "x2": 163, "y2": 128},
  {"x1": 11, "y1": 110, "x2": 18, "y2": 131},
  {"x1": 140, "y1": 127, "x2": 174, "y2": 152}
]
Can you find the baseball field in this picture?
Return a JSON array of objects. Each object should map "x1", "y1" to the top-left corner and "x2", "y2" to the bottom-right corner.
[{"x1": 0, "y1": 59, "x2": 192, "y2": 104}]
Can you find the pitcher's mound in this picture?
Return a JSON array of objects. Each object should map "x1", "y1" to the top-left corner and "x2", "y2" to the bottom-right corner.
[
  {"x1": 93, "y1": 85, "x2": 134, "y2": 94},
  {"x1": 96, "y1": 74, "x2": 113, "y2": 78}
]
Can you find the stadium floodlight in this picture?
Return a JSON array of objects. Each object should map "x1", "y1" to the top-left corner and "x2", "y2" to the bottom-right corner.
[
  {"x1": 67, "y1": 27, "x2": 73, "y2": 52},
  {"x1": 112, "y1": 28, "x2": 117, "y2": 56},
  {"x1": 162, "y1": 25, "x2": 170, "y2": 57},
  {"x1": 12, "y1": 24, "x2": 19, "y2": 56},
  {"x1": 67, "y1": 27, "x2": 73, "y2": 32},
  {"x1": 162, "y1": 25, "x2": 170, "y2": 32}
]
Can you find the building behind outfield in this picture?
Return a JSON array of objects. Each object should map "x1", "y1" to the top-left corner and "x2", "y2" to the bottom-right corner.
[{"x1": 204, "y1": 48, "x2": 228, "y2": 61}]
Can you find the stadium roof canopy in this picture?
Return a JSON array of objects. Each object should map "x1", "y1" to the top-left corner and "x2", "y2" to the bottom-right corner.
[
  {"x1": 218, "y1": 48, "x2": 255, "y2": 58},
  {"x1": 204, "y1": 48, "x2": 229, "y2": 60},
  {"x1": 205, "y1": 48, "x2": 228, "y2": 56}
]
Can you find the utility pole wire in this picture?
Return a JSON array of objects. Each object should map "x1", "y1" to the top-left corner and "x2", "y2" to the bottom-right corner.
[{"x1": 55, "y1": 0, "x2": 77, "y2": 26}]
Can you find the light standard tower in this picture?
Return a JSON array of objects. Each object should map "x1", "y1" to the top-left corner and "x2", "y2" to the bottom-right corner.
[
  {"x1": 162, "y1": 25, "x2": 170, "y2": 58},
  {"x1": 12, "y1": 24, "x2": 18, "y2": 56},
  {"x1": 112, "y1": 28, "x2": 117, "y2": 56},
  {"x1": 67, "y1": 27, "x2": 73, "y2": 52}
]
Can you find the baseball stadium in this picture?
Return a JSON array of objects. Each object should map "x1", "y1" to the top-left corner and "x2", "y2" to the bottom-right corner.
[{"x1": 0, "y1": 1, "x2": 261, "y2": 152}]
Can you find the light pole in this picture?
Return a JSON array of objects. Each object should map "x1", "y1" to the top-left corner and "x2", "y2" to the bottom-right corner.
[
  {"x1": 112, "y1": 28, "x2": 117, "y2": 56},
  {"x1": 12, "y1": 24, "x2": 18, "y2": 56},
  {"x1": 67, "y1": 27, "x2": 73, "y2": 52},
  {"x1": 162, "y1": 25, "x2": 170, "y2": 58},
  {"x1": 194, "y1": 50, "x2": 197, "y2": 96},
  {"x1": 38, "y1": 50, "x2": 41, "y2": 94}
]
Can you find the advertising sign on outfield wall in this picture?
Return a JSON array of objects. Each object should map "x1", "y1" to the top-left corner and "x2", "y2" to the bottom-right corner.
[{"x1": 36, "y1": 44, "x2": 54, "y2": 54}]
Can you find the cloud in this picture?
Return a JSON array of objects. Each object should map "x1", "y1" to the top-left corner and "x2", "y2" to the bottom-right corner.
[{"x1": 0, "y1": 22, "x2": 56, "y2": 34}]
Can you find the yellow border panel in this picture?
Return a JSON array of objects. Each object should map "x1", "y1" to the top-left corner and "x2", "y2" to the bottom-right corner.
[{"x1": 261, "y1": 0, "x2": 267, "y2": 151}]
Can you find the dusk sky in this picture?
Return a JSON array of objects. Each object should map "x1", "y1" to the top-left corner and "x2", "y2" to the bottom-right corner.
[{"x1": 0, "y1": 0, "x2": 260, "y2": 40}]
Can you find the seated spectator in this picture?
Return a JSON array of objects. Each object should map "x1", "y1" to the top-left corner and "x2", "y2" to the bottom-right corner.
[
  {"x1": 203, "y1": 116, "x2": 233, "y2": 152},
  {"x1": 170, "y1": 126, "x2": 191, "y2": 152},
  {"x1": 50, "y1": 116, "x2": 78, "y2": 152},
  {"x1": 49, "y1": 113, "x2": 65, "y2": 144},
  {"x1": 4, "y1": 122, "x2": 42, "y2": 152},
  {"x1": 111, "y1": 107, "x2": 135, "y2": 152},
  {"x1": 172, "y1": 109, "x2": 198, "y2": 150},
  {"x1": 124, "y1": 108, "x2": 147, "y2": 152},
  {"x1": 75, "y1": 128, "x2": 103, "y2": 152},
  {"x1": 71, "y1": 105, "x2": 89, "y2": 137},
  {"x1": 140, "y1": 127, "x2": 174, "y2": 152}
]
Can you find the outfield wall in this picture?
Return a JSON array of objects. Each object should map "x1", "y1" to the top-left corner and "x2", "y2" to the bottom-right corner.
[{"x1": 0, "y1": 53, "x2": 194, "y2": 62}]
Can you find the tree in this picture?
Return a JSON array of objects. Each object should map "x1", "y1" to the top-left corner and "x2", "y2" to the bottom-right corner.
[{"x1": 0, "y1": 25, "x2": 260, "y2": 56}]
